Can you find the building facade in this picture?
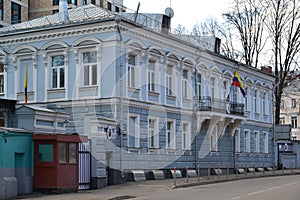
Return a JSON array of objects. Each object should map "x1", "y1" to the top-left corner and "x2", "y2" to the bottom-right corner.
[
  {"x1": 280, "y1": 79, "x2": 300, "y2": 140},
  {"x1": 0, "y1": 0, "x2": 123, "y2": 26},
  {"x1": 0, "y1": 4, "x2": 275, "y2": 185}
]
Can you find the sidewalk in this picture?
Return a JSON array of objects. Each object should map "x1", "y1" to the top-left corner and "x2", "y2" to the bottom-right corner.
[{"x1": 16, "y1": 169, "x2": 300, "y2": 200}]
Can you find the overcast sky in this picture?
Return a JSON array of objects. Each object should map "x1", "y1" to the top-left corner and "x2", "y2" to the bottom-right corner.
[{"x1": 123, "y1": 0, "x2": 232, "y2": 32}]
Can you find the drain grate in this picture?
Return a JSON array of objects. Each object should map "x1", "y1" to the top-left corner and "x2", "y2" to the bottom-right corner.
[{"x1": 107, "y1": 195, "x2": 137, "y2": 200}]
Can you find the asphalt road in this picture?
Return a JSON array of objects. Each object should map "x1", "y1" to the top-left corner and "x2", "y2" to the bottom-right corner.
[{"x1": 136, "y1": 175, "x2": 300, "y2": 200}]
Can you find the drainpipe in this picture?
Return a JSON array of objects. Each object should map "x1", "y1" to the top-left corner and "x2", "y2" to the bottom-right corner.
[{"x1": 116, "y1": 17, "x2": 124, "y2": 182}]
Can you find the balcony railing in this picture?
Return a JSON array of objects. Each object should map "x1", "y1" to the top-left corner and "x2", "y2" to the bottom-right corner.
[{"x1": 196, "y1": 96, "x2": 244, "y2": 116}]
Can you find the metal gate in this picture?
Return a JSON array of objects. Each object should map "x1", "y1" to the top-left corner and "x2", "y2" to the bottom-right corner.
[{"x1": 78, "y1": 140, "x2": 91, "y2": 190}]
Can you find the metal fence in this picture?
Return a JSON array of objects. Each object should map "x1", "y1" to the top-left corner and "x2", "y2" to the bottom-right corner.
[{"x1": 78, "y1": 140, "x2": 91, "y2": 190}]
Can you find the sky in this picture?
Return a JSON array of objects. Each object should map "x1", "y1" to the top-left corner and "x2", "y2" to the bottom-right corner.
[{"x1": 123, "y1": 0, "x2": 233, "y2": 32}]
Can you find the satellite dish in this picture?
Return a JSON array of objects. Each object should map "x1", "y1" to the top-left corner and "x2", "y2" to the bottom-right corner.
[{"x1": 165, "y1": 7, "x2": 174, "y2": 18}]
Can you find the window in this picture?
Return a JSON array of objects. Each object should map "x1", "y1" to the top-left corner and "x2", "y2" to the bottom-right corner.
[
  {"x1": 291, "y1": 99, "x2": 296, "y2": 108},
  {"x1": 196, "y1": 74, "x2": 202, "y2": 99},
  {"x1": 234, "y1": 129, "x2": 240, "y2": 152},
  {"x1": 83, "y1": 51, "x2": 97, "y2": 86},
  {"x1": 107, "y1": 2, "x2": 112, "y2": 10},
  {"x1": 82, "y1": 0, "x2": 87, "y2": 5},
  {"x1": 210, "y1": 77, "x2": 216, "y2": 99},
  {"x1": 148, "y1": 118, "x2": 158, "y2": 148},
  {"x1": 128, "y1": 55, "x2": 136, "y2": 87},
  {"x1": 244, "y1": 130, "x2": 250, "y2": 152},
  {"x1": 91, "y1": 0, "x2": 96, "y2": 4},
  {"x1": 38, "y1": 144, "x2": 54, "y2": 162},
  {"x1": 262, "y1": 93, "x2": 266, "y2": 115},
  {"x1": 254, "y1": 90, "x2": 258, "y2": 113},
  {"x1": 263, "y1": 132, "x2": 268, "y2": 153},
  {"x1": 182, "y1": 70, "x2": 188, "y2": 98},
  {"x1": 166, "y1": 121, "x2": 175, "y2": 149},
  {"x1": 166, "y1": 66, "x2": 173, "y2": 95},
  {"x1": 0, "y1": 0, "x2": 3, "y2": 21},
  {"x1": 182, "y1": 123, "x2": 190, "y2": 150},
  {"x1": 59, "y1": 143, "x2": 67, "y2": 163},
  {"x1": 245, "y1": 88, "x2": 249, "y2": 110},
  {"x1": 291, "y1": 116, "x2": 297, "y2": 128},
  {"x1": 51, "y1": 55, "x2": 65, "y2": 89},
  {"x1": 280, "y1": 99, "x2": 285, "y2": 108},
  {"x1": 254, "y1": 131, "x2": 259, "y2": 153},
  {"x1": 279, "y1": 117, "x2": 286, "y2": 125},
  {"x1": 69, "y1": 143, "x2": 77, "y2": 163},
  {"x1": 0, "y1": 64, "x2": 4, "y2": 94},
  {"x1": 11, "y1": 2, "x2": 21, "y2": 24},
  {"x1": 128, "y1": 116, "x2": 139, "y2": 148},
  {"x1": 148, "y1": 60, "x2": 156, "y2": 92},
  {"x1": 53, "y1": 0, "x2": 59, "y2": 5},
  {"x1": 223, "y1": 81, "x2": 228, "y2": 100}
]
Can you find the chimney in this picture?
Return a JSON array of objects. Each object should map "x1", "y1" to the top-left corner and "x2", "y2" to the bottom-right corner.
[
  {"x1": 59, "y1": 0, "x2": 69, "y2": 22},
  {"x1": 261, "y1": 66, "x2": 272, "y2": 74}
]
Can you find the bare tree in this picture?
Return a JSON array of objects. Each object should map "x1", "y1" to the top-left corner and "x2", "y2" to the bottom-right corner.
[
  {"x1": 223, "y1": 0, "x2": 267, "y2": 68},
  {"x1": 263, "y1": 0, "x2": 300, "y2": 124}
]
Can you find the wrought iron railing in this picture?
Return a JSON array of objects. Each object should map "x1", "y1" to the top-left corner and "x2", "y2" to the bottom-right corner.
[{"x1": 197, "y1": 96, "x2": 244, "y2": 116}]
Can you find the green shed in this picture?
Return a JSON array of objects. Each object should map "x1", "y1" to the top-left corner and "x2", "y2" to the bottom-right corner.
[{"x1": 0, "y1": 127, "x2": 33, "y2": 199}]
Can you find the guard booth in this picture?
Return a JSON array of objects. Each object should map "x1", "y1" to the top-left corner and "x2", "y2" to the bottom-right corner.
[{"x1": 32, "y1": 134, "x2": 82, "y2": 193}]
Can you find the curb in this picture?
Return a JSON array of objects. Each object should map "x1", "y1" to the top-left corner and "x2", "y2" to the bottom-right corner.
[{"x1": 172, "y1": 172, "x2": 300, "y2": 189}]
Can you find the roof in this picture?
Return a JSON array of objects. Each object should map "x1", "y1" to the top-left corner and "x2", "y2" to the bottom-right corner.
[
  {"x1": 0, "y1": 127, "x2": 32, "y2": 134},
  {"x1": 0, "y1": 4, "x2": 114, "y2": 33}
]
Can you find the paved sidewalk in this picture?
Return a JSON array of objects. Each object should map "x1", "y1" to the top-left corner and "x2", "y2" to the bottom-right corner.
[{"x1": 15, "y1": 169, "x2": 300, "y2": 200}]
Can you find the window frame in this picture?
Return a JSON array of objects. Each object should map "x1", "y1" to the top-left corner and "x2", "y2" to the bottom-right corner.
[
  {"x1": 148, "y1": 117, "x2": 159, "y2": 149},
  {"x1": 254, "y1": 131, "x2": 260, "y2": 153},
  {"x1": 127, "y1": 54, "x2": 136, "y2": 88},
  {"x1": 0, "y1": 64, "x2": 4, "y2": 94},
  {"x1": 51, "y1": 55, "x2": 65, "y2": 89},
  {"x1": 263, "y1": 132, "x2": 268, "y2": 154},
  {"x1": 166, "y1": 65, "x2": 173, "y2": 96},
  {"x1": 81, "y1": 51, "x2": 98, "y2": 86},
  {"x1": 196, "y1": 73, "x2": 202, "y2": 99},
  {"x1": 234, "y1": 129, "x2": 240, "y2": 152},
  {"x1": 182, "y1": 69, "x2": 188, "y2": 99},
  {"x1": 182, "y1": 122, "x2": 191, "y2": 150},
  {"x1": 244, "y1": 130, "x2": 250, "y2": 153},
  {"x1": 147, "y1": 60, "x2": 156, "y2": 92},
  {"x1": 166, "y1": 120, "x2": 175, "y2": 149},
  {"x1": 291, "y1": 116, "x2": 297, "y2": 128},
  {"x1": 128, "y1": 115, "x2": 140, "y2": 148}
]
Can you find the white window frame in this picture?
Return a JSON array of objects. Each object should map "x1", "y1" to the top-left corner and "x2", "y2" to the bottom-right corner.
[
  {"x1": 166, "y1": 120, "x2": 175, "y2": 149},
  {"x1": 245, "y1": 88, "x2": 249, "y2": 110},
  {"x1": 263, "y1": 132, "x2": 268, "y2": 153},
  {"x1": 81, "y1": 51, "x2": 98, "y2": 86},
  {"x1": 291, "y1": 116, "x2": 297, "y2": 128},
  {"x1": 254, "y1": 131, "x2": 260, "y2": 153},
  {"x1": 254, "y1": 90, "x2": 258, "y2": 113},
  {"x1": 182, "y1": 69, "x2": 188, "y2": 99},
  {"x1": 244, "y1": 130, "x2": 250, "y2": 153},
  {"x1": 128, "y1": 115, "x2": 140, "y2": 148},
  {"x1": 127, "y1": 54, "x2": 137, "y2": 88},
  {"x1": 0, "y1": 64, "x2": 4, "y2": 95},
  {"x1": 279, "y1": 116, "x2": 286, "y2": 125},
  {"x1": 262, "y1": 93, "x2": 266, "y2": 115},
  {"x1": 210, "y1": 77, "x2": 216, "y2": 99},
  {"x1": 148, "y1": 117, "x2": 159, "y2": 149},
  {"x1": 291, "y1": 99, "x2": 296, "y2": 108},
  {"x1": 166, "y1": 65, "x2": 173, "y2": 96},
  {"x1": 51, "y1": 55, "x2": 65, "y2": 89},
  {"x1": 182, "y1": 122, "x2": 191, "y2": 150},
  {"x1": 148, "y1": 60, "x2": 156, "y2": 92},
  {"x1": 196, "y1": 73, "x2": 202, "y2": 99},
  {"x1": 234, "y1": 129, "x2": 240, "y2": 152}
]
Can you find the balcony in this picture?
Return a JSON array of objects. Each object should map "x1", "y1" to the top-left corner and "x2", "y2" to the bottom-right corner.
[{"x1": 197, "y1": 96, "x2": 244, "y2": 116}]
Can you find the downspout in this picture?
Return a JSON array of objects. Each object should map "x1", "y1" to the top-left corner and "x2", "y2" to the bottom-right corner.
[{"x1": 116, "y1": 17, "x2": 124, "y2": 181}]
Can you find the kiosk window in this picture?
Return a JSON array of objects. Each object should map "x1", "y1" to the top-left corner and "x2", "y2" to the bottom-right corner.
[{"x1": 38, "y1": 144, "x2": 54, "y2": 162}]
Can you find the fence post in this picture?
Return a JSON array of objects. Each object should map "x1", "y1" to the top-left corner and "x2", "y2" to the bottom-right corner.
[
  {"x1": 236, "y1": 164, "x2": 238, "y2": 177},
  {"x1": 253, "y1": 164, "x2": 256, "y2": 176},
  {"x1": 263, "y1": 164, "x2": 265, "y2": 175},
  {"x1": 197, "y1": 165, "x2": 200, "y2": 182},
  {"x1": 244, "y1": 164, "x2": 247, "y2": 176},
  {"x1": 291, "y1": 160, "x2": 294, "y2": 173},
  {"x1": 272, "y1": 162, "x2": 275, "y2": 175},
  {"x1": 173, "y1": 167, "x2": 177, "y2": 186},
  {"x1": 208, "y1": 165, "x2": 210, "y2": 180},
  {"x1": 282, "y1": 162, "x2": 284, "y2": 174},
  {"x1": 226, "y1": 164, "x2": 229, "y2": 178},
  {"x1": 186, "y1": 166, "x2": 189, "y2": 183},
  {"x1": 217, "y1": 165, "x2": 220, "y2": 179}
]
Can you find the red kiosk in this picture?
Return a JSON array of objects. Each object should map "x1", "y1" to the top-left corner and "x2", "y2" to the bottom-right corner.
[{"x1": 33, "y1": 134, "x2": 83, "y2": 193}]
